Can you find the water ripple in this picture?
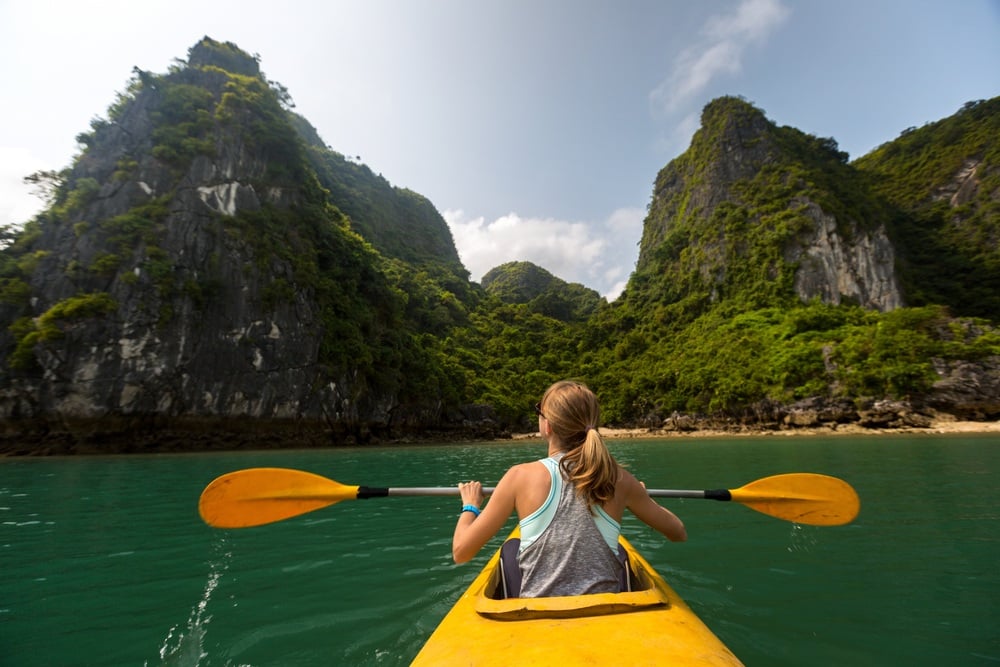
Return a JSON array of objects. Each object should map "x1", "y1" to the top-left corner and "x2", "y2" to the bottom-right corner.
[{"x1": 1, "y1": 437, "x2": 998, "y2": 666}]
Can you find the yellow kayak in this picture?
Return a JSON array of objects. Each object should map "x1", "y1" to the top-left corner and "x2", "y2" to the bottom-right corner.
[{"x1": 411, "y1": 531, "x2": 744, "y2": 666}]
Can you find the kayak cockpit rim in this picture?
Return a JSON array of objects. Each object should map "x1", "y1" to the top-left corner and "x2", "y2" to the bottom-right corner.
[
  {"x1": 473, "y1": 535, "x2": 671, "y2": 621},
  {"x1": 475, "y1": 588, "x2": 669, "y2": 621}
]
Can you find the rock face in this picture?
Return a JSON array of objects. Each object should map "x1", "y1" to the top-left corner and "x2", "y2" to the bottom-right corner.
[
  {"x1": 933, "y1": 159, "x2": 982, "y2": 208},
  {"x1": 637, "y1": 97, "x2": 904, "y2": 313},
  {"x1": 19, "y1": 91, "x2": 315, "y2": 421},
  {"x1": 0, "y1": 39, "x2": 487, "y2": 449},
  {"x1": 926, "y1": 358, "x2": 1000, "y2": 418},
  {"x1": 788, "y1": 201, "x2": 902, "y2": 311}
]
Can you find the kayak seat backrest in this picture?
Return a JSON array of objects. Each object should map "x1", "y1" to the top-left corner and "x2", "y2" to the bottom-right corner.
[
  {"x1": 498, "y1": 538, "x2": 635, "y2": 599},
  {"x1": 499, "y1": 538, "x2": 523, "y2": 598}
]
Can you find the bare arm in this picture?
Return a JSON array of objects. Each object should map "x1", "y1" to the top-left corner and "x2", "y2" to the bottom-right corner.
[
  {"x1": 622, "y1": 471, "x2": 687, "y2": 542},
  {"x1": 451, "y1": 467, "x2": 519, "y2": 563}
]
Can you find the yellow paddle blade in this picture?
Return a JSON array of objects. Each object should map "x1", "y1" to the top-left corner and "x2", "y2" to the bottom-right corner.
[
  {"x1": 729, "y1": 473, "x2": 860, "y2": 526},
  {"x1": 198, "y1": 467, "x2": 359, "y2": 528}
]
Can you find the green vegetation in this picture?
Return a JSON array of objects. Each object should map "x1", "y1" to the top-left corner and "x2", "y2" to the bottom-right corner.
[
  {"x1": 630, "y1": 97, "x2": 895, "y2": 330},
  {"x1": 855, "y1": 98, "x2": 1000, "y2": 318},
  {"x1": 10, "y1": 293, "x2": 117, "y2": 370},
  {"x1": 215, "y1": 72, "x2": 306, "y2": 183},
  {"x1": 0, "y1": 41, "x2": 995, "y2": 436},
  {"x1": 304, "y1": 139, "x2": 469, "y2": 284},
  {"x1": 461, "y1": 96, "x2": 1000, "y2": 427},
  {"x1": 587, "y1": 303, "x2": 999, "y2": 423},
  {"x1": 149, "y1": 83, "x2": 216, "y2": 165},
  {"x1": 481, "y1": 261, "x2": 603, "y2": 323},
  {"x1": 56, "y1": 177, "x2": 101, "y2": 218}
]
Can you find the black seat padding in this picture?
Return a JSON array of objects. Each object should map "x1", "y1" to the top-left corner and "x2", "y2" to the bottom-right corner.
[{"x1": 498, "y1": 538, "x2": 634, "y2": 599}]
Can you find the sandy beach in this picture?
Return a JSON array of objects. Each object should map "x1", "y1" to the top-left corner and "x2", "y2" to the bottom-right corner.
[{"x1": 512, "y1": 418, "x2": 1000, "y2": 440}]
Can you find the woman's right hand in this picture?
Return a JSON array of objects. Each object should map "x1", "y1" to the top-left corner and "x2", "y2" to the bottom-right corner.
[{"x1": 458, "y1": 480, "x2": 484, "y2": 508}]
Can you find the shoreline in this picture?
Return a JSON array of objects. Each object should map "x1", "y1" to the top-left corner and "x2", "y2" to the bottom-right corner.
[
  {"x1": 2, "y1": 417, "x2": 997, "y2": 456},
  {"x1": 511, "y1": 419, "x2": 1000, "y2": 440}
]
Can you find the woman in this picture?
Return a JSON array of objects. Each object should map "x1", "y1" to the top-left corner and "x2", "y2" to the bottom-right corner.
[{"x1": 452, "y1": 380, "x2": 686, "y2": 597}]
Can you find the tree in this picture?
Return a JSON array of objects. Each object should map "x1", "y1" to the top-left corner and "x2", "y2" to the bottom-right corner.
[{"x1": 23, "y1": 169, "x2": 65, "y2": 207}]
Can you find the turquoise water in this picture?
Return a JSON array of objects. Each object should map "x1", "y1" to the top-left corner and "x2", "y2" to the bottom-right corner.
[{"x1": 1, "y1": 434, "x2": 998, "y2": 665}]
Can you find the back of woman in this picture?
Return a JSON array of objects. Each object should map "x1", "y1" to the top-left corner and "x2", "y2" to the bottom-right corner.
[
  {"x1": 516, "y1": 452, "x2": 623, "y2": 596},
  {"x1": 516, "y1": 381, "x2": 623, "y2": 596},
  {"x1": 451, "y1": 380, "x2": 687, "y2": 598}
]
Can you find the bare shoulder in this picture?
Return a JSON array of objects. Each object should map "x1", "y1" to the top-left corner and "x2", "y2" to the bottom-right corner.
[
  {"x1": 498, "y1": 460, "x2": 546, "y2": 487},
  {"x1": 498, "y1": 459, "x2": 553, "y2": 519}
]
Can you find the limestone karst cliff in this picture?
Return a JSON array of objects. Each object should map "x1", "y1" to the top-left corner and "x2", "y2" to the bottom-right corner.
[
  {"x1": 0, "y1": 38, "x2": 477, "y2": 448},
  {"x1": 634, "y1": 96, "x2": 902, "y2": 314},
  {"x1": 0, "y1": 42, "x2": 996, "y2": 452}
]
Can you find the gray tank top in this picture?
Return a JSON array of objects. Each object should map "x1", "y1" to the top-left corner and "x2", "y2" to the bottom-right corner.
[{"x1": 516, "y1": 466, "x2": 623, "y2": 597}]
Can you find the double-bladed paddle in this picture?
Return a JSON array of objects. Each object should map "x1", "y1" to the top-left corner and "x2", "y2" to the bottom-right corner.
[{"x1": 198, "y1": 468, "x2": 860, "y2": 529}]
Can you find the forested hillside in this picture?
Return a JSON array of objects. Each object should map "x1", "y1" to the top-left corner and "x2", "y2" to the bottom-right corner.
[
  {"x1": 482, "y1": 261, "x2": 602, "y2": 322},
  {"x1": 854, "y1": 98, "x2": 1000, "y2": 317},
  {"x1": 0, "y1": 39, "x2": 996, "y2": 452},
  {"x1": 461, "y1": 96, "x2": 1000, "y2": 428}
]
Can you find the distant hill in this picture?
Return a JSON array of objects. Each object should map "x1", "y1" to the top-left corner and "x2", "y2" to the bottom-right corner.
[
  {"x1": 630, "y1": 95, "x2": 901, "y2": 323},
  {"x1": 481, "y1": 261, "x2": 603, "y2": 322},
  {"x1": 291, "y1": 112, "x2": 470, "y2": 292}
]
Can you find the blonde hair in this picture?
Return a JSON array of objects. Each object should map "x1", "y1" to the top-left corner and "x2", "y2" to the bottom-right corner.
[{"x1": 539, "y1": 380, "x2": 619, "y2": 506}]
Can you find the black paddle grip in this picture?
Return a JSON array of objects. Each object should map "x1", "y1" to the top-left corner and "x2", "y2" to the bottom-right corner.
[
  {"x1": 704, "y1": 489, "x2": 732, "y2": 501},
  {"x1": 357, "y1": 486, "x2": 390, "y2": 499}
]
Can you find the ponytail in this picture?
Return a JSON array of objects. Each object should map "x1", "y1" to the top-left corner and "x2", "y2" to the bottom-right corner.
[
  {"x1": 561, "y1": 428, "x2": 617, "y2": 505},
  {"x1": 539, "y1": 381, "x2": 619, "y2": 506}
]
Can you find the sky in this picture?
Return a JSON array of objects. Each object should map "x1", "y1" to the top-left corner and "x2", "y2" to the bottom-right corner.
[{"x1": 1, "y1": 1, "x2": 998, "y2": 300}]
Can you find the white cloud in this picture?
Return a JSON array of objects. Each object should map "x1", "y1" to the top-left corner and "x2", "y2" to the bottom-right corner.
[
  {"x1": 705, "y1": 0, "x2": 792, "y2": 42},
  {"x1": 650, "y1": 0, "x2": 790, "y2": 113},
  {"x1": 606, "y1": 206, "x2": 645, "y2": 233},
  {"x1": 444, "y1": 206, "x2": 646, "y2": 302}
]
